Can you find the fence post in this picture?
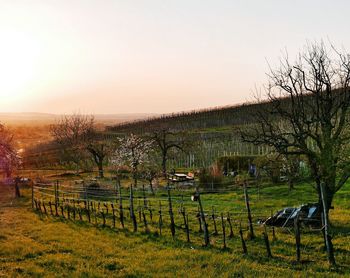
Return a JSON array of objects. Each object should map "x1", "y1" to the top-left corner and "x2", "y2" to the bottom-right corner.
[
  {"x1": 56, "y1": 180, "x2": 60, "y2": 205},
  {"x1": 118, "y1": 180, "x2": 124, "y2": 228},
  {"x1": 42, "y1": 201, "x2": 47, "y2": 215},
  {"x1": 263, "y1": 225, "x2": 272, "y2": 258},
  {"x1": 67, "y1": 203, "x2": 70, "y2": 220},
  {"x1": 148, "y1": 201, "x2": 153, "y2": 223},
  {"x1": 197, "y1": 205, "x2": 203, "y2": 233},
  {"x1": 221, "y1": 213, "x2": 227, "y2": 249},
  {"x1": 31, "y1": 183, "x2": 34, "y2": 209},
  {"x1": 101, "y1": 210, "x2": 106, "y2": 227},
  {"x1": 87, "y1": 182, "x2": 91, "y2": 211},
  {"x1": 186, "y1": 212, "x2": 190, "y2": 243},
  {"x1": 130, "y1": 185, "x2": 137, "y2": 232},
  {"x1": 270, "y1": 210, "x2": 276, "y2": 241},
  {"x1": 104, "y1": 203, "x2": 109, "y2": 215},
  {"x1": 197, "y1": 191, "x2": 210, "y2": 246},
  {"x1": 212, "y1": 206, "x2": 218, "y2": 235},
  {"x1": 243, "y1": 181, "x2": 255, "y2": 239},
  {"x1": 54, "y1": 200, "x2": 58, "y2": 216},
  {"x1": 72, "y1": 200, "x2": 76, "y2": 220},
  {"x1": 158, "y1": 201, "x2": 163, "y2": 236},
  {"x1": 38, "y1": 200, "x2": 42, "y2": 213},
  {"x1": 78, "y1": 207, "x2": 82, "y2": 221},
  {"x1": 54, "y1": 181, "x2": 58, "y2": 207},
  {"x1": 294, "y1": 213, "x2": 301, "y2": 263},
  {"x1": 181, "y1": 207, "x2": 190, "y2": 243},
  {"x1": 167, "y1": 185, "x2": 176, "y2": 239},
  {"x1": 239, "y1": 222, "x2": 248, "y2": 255},
  {"x1": 60, "y1": 205, "x2": 65, "y2": 218},
  {"x1": 87, "y1": 203, "x2": 91, "y2": 223},
  {"x1": 48, "y1": 201, "x2": 53, "y2": 215},
  {"x1": 227, "y1": 212, "x2": 234, "y2": 238},
  {"x1": 93, "y1": 202, "x2": 97, "y2": 225},
  {"x1": 142, "y1": 207, "x2": 149, "y2": 233},
  {"x1": 111, "y1": 204, "x2": 116, "y2": 228},
  {"x1": 142, "y1": 184, "x2": 147, "y2": 208},
  {"x1": 138, "y1": 200, "x2": 142, "y2": 222}
]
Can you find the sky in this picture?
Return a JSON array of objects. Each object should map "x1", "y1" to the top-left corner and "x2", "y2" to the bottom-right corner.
[{"x1": 0, "y1": 0, "x2": 349, "y2": 115}]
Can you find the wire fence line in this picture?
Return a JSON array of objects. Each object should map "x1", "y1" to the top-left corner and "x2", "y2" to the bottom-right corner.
[
  {"x1": 30, "y1": 179, "x2": 329, "y2": 263},
  {"x1": 32, "y1": 181, "x2": 279, "y2": 215}
]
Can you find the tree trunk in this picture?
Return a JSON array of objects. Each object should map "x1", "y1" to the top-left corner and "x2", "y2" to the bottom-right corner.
[
  {"x1": 98, "y1": 160, "x2": 104, "y2": 178},
  {"x1": 162, "y1": 154, "x2": 167, "y2": 178},
  {"x1": 133, "y1": 173, "x2": 138, "y2": 187},
  {"x1": 317, "y1": 180, "x2": 335, "y2": 216},
  {"x1": 288, "y1": 178, "x2": 294, "y2": 191},
  {"x1": 149, "y1": 180, "x2": 154, "y2": 195},
  {"x1": 320, "y1": 183, "x2": 336, "y2": 266},
  {"x1": 15, "y1": 181, "x2": 21, "y2": 198}
]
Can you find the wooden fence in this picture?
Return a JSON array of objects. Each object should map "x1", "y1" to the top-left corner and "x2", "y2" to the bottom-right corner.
[{"x1": 31, "y1": 180, "x2": 324, "y2": 263}]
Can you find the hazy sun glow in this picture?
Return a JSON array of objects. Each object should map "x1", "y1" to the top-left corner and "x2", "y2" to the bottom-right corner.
[
  {"x1": 0, "y1": 30, "x2": 41, "y2": 104},
  {"x1": 0, "y1": 1, "x2": 349, "y2": 114}
]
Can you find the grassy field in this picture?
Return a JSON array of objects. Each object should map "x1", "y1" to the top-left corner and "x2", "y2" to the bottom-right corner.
[{"x1": 0, "y1": 180, "x2": 349, "y2": 277}]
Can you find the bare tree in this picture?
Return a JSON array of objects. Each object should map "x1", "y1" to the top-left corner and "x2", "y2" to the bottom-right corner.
[
  {"x1": 241, "y1": 42, "x2": 350, "y2": 265},
  {"x1": 85, "y1": 130, "x2": 114, "y2": 178},
  {"x1": 51, "y1": 113, "x2": 113, "y2": 177},
  {"x1": 150, "y1": 129, "x2": 188, "y2": 177},
  {"x1": 50, "y1": 114, "x2": 94, "y2": 173},
  {"x1": 116, "y1": 134, "x2": 153, "y2": 187}
]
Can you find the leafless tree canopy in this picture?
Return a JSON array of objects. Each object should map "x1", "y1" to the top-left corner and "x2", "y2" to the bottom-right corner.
[
  {"x1": 50, "y1": 114, "x2": 94, "y2": 170},
  {"x1": 150, "y1": 129, "x2": 188, "y2": 177},
  {"x1": 241, "y1": 42, "x2": 350, "y2": 265},
  {"x1": 242, "y1": 41, "x2": 350, "y2": 205},
  {"x1": 50, "y1": 114, "x2": 94, "y2": 146},
  {"x1": 50, "y1": 113, "x2": 113, "y2": 176}
]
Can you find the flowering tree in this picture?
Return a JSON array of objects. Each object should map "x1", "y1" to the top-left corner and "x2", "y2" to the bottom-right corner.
[
  {"x1": 114, "y1": 134, "x2": 153, "y2": 187},
  {"x1": 0, "y1": 124, "x2": 20, "y2": 178}
]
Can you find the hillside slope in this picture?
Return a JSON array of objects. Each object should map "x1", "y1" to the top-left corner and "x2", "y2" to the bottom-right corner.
[{"x1": 1, "y1": 183, "x2": 349, "y2": 277}]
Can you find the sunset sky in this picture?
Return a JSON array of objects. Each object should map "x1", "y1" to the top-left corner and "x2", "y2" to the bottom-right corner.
[{"x1": 0, "y1": 0, "x2": 349, "y2": 114}]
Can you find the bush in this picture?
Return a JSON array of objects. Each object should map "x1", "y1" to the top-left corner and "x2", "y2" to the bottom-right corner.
[
  {"x1": 253, "y1": 154, "x2": 282, "y2": 184},
  {"x1": 198, "y1": 165, "x2": 222, "y2": 187}
]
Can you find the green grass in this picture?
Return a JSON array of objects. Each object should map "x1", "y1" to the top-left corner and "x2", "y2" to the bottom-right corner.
[{"x1": 1, "y1": 181, "x2": 349, "y2": 277}]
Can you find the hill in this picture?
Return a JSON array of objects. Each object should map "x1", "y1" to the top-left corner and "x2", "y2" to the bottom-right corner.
[
  {"x1": 0, "y1": 112, "x2": 157, "y2": 126},
  {"x1": 107, "y1": 102, "x2": 260, "y2": 134}
]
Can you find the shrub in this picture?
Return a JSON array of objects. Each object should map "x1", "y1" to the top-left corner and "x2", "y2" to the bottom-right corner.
[
  {"x1": 198, "y1": 165, "x2": 222, "y2": 187},
  {"x1": 253, "y1": 154, "x2": 282, "y2": 184}
]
